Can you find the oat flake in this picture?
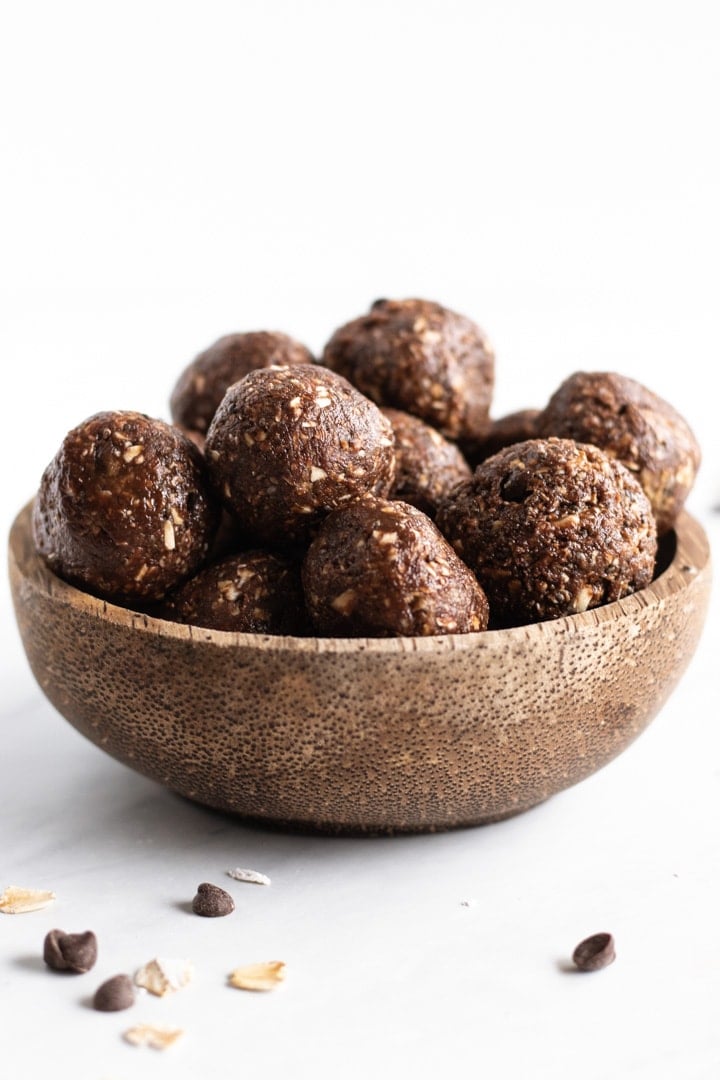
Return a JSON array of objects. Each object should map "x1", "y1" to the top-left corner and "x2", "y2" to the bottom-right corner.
[
  {"x1": 0, "y1": 886, "x2": 56, "y2": 914},
  {"x1": 123, "y1": 1024, "x2": 184, "y2": 1050},
  {"x1": 229, "y1": 961, "x2": 286, "y2": 991}
]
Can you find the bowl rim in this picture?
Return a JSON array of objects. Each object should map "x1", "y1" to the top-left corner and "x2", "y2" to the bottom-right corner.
[{"x1": 9, "y1": 500, "x2": 711, "y2": 656}]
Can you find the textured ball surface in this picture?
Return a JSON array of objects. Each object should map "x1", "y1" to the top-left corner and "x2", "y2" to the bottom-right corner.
[
  {"x1": 163, "y1": 550, "x2": 307, "y2": 634},
  {"x1": 436, "y1": 437, "x2": 657, "y2": 626},
  {"x1": 537, "y1": 371, "x2": 700, "y2": 535},
  {"x1": 322, "y1": 298, "x2": 494, "y2": 440},
  {"x1": 170, "y1": 330, "x2": 314, "y2": 435},
  {"x1": 381, "y1": 407, "x2": 471, "y2": 517},
  {"x1": 205, "y1": 364, "x2": 396, "y2": 546},
  {"x1": 33, "y1": 411, "x2": 219, "y2": 602},
  {"x1": 303, "y1": 495, "x2": 489, "y2": 637}
]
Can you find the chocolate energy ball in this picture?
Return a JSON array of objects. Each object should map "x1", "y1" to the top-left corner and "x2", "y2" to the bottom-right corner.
[
  {"x1": 461, "y1": 408, "x2": 541, "y2": 469},
  {"x1": 175, "y1": 423, "x2": 207, "y2": 453},
  {"x1": 170, "y1": 425, "x2": 252, "y2": 560},
  {"x1": 170, "y1": 331, "x2": 314, "y2": 436},
  {"x1": 162, "y1": 551, "x2": 307, "y2": 634},
  {"x1": 436, "y1": 438, "x2": 657, "y2": 627},
  {"x1": 536, "y1": 372, "x2": 701, "y2": 535},
  {"x1": 321, "y1": 298, "x2": 495, "y2": 441},
  {"x1": 381, "y1": 407, "x2": 472, "y2": 517},
  {"x1": 208, "y1": 508, "x2": 253, "y2": 561},
  {"x1": 33, "y1": 411, "x2": 219, "y2": 602},
  {"x1": 205, "y1": 364, "x2": 396, "y2": 546},
  {"x1": 302, "y1": 496, "x2": 489, "y2": 637}
]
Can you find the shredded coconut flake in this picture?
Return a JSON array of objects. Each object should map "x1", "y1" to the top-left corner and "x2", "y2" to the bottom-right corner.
[
  {"x1": 227, "y1": 868, "x2": 271, "y2": 886},
  {"x1": 134, "y1": 957, "x2": 193, "y2": 997},
  {"x1": 163, "y1": 519, "x2": 176, "y2": 551}
]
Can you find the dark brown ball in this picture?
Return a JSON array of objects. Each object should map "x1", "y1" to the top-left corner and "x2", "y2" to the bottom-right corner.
[
  {"x1": 169, "y1": 427, "x2": 252, "y2": 561},
  {"x1": 536, "y1": 372, "x2": 700, "y2": 535},
  {"x1": 436, "y1": 438, "x2": 657, "y2": 627},
  {"x1": 174, "y1": 423, "x2": 207, "y2": 453},
  {"x1": 170, "y1": 331, "x2": 314, "y2": 435},
  {"x1": 205, "y1": 364, "x2": 396, "y2": 546},
  {"x1": 381, "y1": 407, "x2": 472, "y2": 517},
  {"x1": 302, "y1": 496, "x2": 489, "y2": 637},
  {"x1": 33, "y1": 411, "x2": 219, "y2": 602},
  {"x1": 461, "y1": 408, "x2": 541, "y2": 469},
  {"x1": 321, "y1": 298, "x2": 494, "y2": 440},
  {"x1": 162, "y1": 550, "x2": 307, "y2": 634}
]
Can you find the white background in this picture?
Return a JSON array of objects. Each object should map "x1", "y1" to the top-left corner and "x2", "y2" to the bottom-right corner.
[{"x1": 1, "y1": 2, "x2": 718, "y2": 1077}]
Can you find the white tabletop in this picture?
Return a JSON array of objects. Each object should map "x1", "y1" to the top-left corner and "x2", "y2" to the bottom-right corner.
[{"x1": 2, "y1": 3, "x2": 719, "y2": 1077}]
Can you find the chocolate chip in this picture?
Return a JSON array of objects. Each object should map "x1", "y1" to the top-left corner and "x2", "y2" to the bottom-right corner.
[
  {"x1": 191, "y1": 882, "x2": 235, "y2": 917},
  {"x1": 93, "y1": 973, "x2": 135, "y2": 1012},
  {"x1": 43, "y1": 929, "x2": 98, "y2": 974},
  {"x1": 572, "y1": 931, "x2": 616, "y2": 972}
]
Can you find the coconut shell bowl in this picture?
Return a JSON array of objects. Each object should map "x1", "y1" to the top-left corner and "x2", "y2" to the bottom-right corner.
[{"x1": 8, "y1": 501, "x2": 712, "y2": 834}]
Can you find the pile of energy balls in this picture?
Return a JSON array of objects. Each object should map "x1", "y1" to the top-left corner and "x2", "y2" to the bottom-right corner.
[{"x1": 33, "y1": 298, "x2": 701, "y2": 636}]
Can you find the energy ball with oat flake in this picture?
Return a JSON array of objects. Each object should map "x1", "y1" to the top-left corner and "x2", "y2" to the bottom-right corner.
[
  {"x1": 170, "y1": 331, "x2": 314, "y2": 436},
  {"x1": 536, "y1": 371, "x2": 701, "y2": 535},
  {"x1": 162, "y1": 550, "x2": 307, "y2": 635},
  {"x1": 321, "y1": 298, "x2": 494, "y2": 441},
  {"x1": 33, "y1": 411, "x2": 219, "y2": 603},
  {"x1": 436, "y1": 438, "x2": 657, "y2": 627},
  {"x1": 381, "y1": 407, "x2": 472, "y2": 518},
  {"x1": 205, "y1": 365, "x2": 396, "y2": 546},
  {"x1": 302, "y1": 495, "x2": 489, "y2": 637}
]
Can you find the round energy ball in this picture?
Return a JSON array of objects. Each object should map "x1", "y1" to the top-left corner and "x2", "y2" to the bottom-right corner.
[
  {"x1": 536, "y1": 371, "x2": 701, "y2": 535},
  {"x1": 381, "y1": 407, "x2": 472, "y2": 517},
  {"x1": 461, "y1": 408, "x2": 541, "y2": 469},
  {"x1": 321, "y1": 298, "x2": 495, "y2": 441},
  {"x1": 170, "y1": 330, "x2": 314, "y2": 436},
  {"x1": 436, "y1": 437, "x2": 657, "y2": 627},
  {"x1": 33, "y1": 411, "x2": 219, "y2": 602},
  {"x1": 162, "y1": 551, "x2": 307, "y2": 634},
  {"x1": 302, "y1": 496, "x2": 490, "y2": 637},
  {"x1": 205, "y1": 364, "x2": 396, "y2": 546}
]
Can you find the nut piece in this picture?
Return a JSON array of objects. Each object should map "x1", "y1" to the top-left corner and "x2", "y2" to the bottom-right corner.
[
  {"x1": 191, "y1": 882, "x2": 235, "y2": 917},
  {"x1": 226, "y1": 868, "x2": 271, "y2": 886},
  {"x1": 93, "y1": 973, "x2": 135, "y2": 1012},
  {"x1": 134, "y1": 957, "x2": 194, "y2": 997},
  {"x1": 228, "y1": 961, "x2": 287, "y2": 991},
  {"x1": 0, "y1": 886, "x2": 56, "y2": 914},
  {"x1": 123, "y1": 1024, "x2": 184, "y2": 1050},
  {"x1": 572, "y1": 932, "x2": 616, "y2": 972},
  {"x1": 43, "y1": 929, "x2": 98, "y2": 973}
]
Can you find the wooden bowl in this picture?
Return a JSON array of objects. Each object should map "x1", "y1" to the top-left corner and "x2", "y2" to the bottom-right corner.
[{"x1": 8, "y1": 501, "x2": 712, "y2": 833}]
